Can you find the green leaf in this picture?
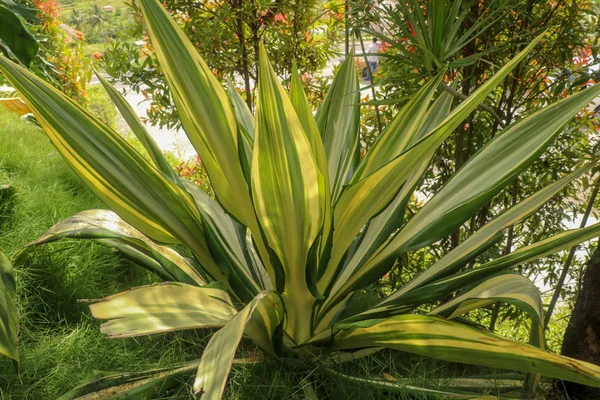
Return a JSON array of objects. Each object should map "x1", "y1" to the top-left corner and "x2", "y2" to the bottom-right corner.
[
  {"x1": 353, "y1": 72, "x2": 443, "y2": 179},
  {"x1": 226, "y1": 78, "x2": 254, "y2": 185},
  {"x1": 252, "y1": 45, "x2": 325, "y2": 342},
  {"x1": 378, "y1": 163, "x2": 595, "y2": 307},
  {"x1": 289, "y1": 62, "x2": 333, "y2": 283},
  {"x1": 315, "y1": 54, "x2": 360, "y2": 202},
  {"x1": 226, "y1": 77, "x2": 254, "y2": 139},
  {"x1": 0, "y1": 0, "x2": 39, "y2": 22},
  {"x1": 315, "y1": 89, "x2": 454, "y2": 330},
  {"x1": 429, "y1": 273, "x2": 543, "y2": 325},
  {"x1": 321, "y1": 34, "x2": 547, "y2": 308},
  {"x1": 193, "y1": 291, "x2": 284, "y2": 398},
  {"x1": 376, "y1": 83, "x2": 600, "y2": 261},
  {"x1": 138, "y1": 0, "x2": 252, "y2": 227},
  {"x1": 25, "y1": 209, "x2": 207, "y2": 286},
  {"x1": 0, "y1": 56, "x2": 228, "y2": 284},
  {"x1": 138, "y1": 0, "x2": 278, "y2": 286},
  {"x1": 320, "y1": 76, "x2": 446, "y2": 294},
  {"x1": 96, "y1": 72, "x2": 182, "y2": 186},
  {"x1": 57, "y1": 361, "x2": 199, "y2": 400},
  {"x1": 332, "y1": 315, "x2": 600, "y2": 387},
  {"x1": 89, "y1": 282, "x2": 236, "y2": 338},
  {"x1": 380, "y1": 222, "x2": 600, "y2": 311},
  {"x1": 0, "y1": 6, "x2": 38, "y2": 67},
  {"x1": 0, "y1": 251, "x2": 18, "y2": 363},
  {"x1": 183, "y1": 181, "x2": 262, "y2": 300}
]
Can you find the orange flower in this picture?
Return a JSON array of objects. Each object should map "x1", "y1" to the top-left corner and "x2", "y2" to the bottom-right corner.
[
  {"x1": 92, "y1": 52, "x2": 103, "y2": 61},
  {"x1": 34, "y1": 0, "x2": 60, "y2": 18},
  {"x1": 273, "y1": 13, "x2": 287, "y2": 23}
]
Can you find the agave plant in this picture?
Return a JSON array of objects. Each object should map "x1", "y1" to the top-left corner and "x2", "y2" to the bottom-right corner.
[{"x1": 2, "y1": 0, "x2": 600, "y2": 397}]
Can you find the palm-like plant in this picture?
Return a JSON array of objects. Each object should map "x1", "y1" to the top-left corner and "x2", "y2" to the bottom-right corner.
[{"x1": 2, "y1": 0, "x2": 600, "y2": 398}]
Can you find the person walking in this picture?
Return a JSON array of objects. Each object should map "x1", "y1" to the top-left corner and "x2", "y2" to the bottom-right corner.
[{"x1": 366, "y1": 37, "x2": 380, "y2": 81}]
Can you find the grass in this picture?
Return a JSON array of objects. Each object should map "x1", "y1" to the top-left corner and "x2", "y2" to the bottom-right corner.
[
  {"x1": 0, "y1": 108, "x2": 570, "y2": 399},
  {"x1": 0, "y1": 108, "x2": 191, "y2": 398}
]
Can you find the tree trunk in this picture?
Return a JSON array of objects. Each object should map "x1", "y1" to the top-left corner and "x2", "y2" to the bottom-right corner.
[{"x1": 560, "y1": 245, "x2": 600, "y2": 399}]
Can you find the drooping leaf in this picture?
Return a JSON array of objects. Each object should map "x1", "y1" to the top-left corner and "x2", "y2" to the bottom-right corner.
[
  {"x1": 26, "y1": 210, "x2": 207, "y2": 286},
  {"x1": 193, "y1": 291, "x2": 284, "y2": 398},
  {"x1": 89, "y1": 282, "x2": 236, "y2": 338},
  {"x1": 57, "y1": 361, "x2": 199, "y2": 400},
  {"x1": 429, "y1": 273, "x2": 543, "y2": 325},
  {"x1": 332, "y1": 315, "x2": 600, "y2": 387}
]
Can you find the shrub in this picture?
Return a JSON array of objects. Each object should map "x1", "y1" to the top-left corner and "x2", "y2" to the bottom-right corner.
[{"x1": 2, "y1": 1, "x2": 600, "y2": 398}]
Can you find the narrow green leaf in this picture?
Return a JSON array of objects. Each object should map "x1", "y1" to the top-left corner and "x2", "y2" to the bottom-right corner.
[
  {"x1": 322, "y1": 34, "x2": 546, "y2": 307},
  {"x1": 138, "y1": 0, "x2": 278, "y2": 285},
  {"x1": 96, "y1": 72, "x2": 182, "y2": 186},
  {"x1": 193, "y1": 291, "x2": 284, "y2": 398},
  {"x1": 332, "y1": 315, "x2": 600, "y2": 387},
  {"x1": 316, "y1": 90, "x2": 454, "y2": 329},
  {"x1": 138, "y1": 0, "x2": 254, "y2": 227},
  {"x1": 289, "y1": 62, "x2": 333, "y2": 282},
  {"x1": 320, "y1": 78, "x2": 447, "y2": 294},
  {"x1": 183, "y1": 181, "x2": 262, "y2": 300},
  {"x1": 89, "y1": 282, "x2": 236, "y2": 338},
  {"x1": 353, "y1": 72, "x2": 443, "y2": 179},
  {"x1": 251, "y1": 45, "x2": 325, "y2": 342},
  {"x1": 315, "y1": 54, "x2": 360, "y2": 202},
  {"x1": 26, "y1": 210, "x2": 207, "y2": 286},
  {"x1": 380, "y1": 163, "x2": 595, "y2": 306},
  {"x1": 226, "y1": 77, "x2": 254, "y2": 139},
  {"x1": 375, "y1": 83, "x2": 600, "y2": 263},
  {"x1": 0, "y1": 56, "x2": 228, "y2": 284},
  {"x1": 377, "y1": 222, "x2": 600, "y2": 312},
  {"x1": 429, "y1": 273, "x2": 543, "y2": 325}
]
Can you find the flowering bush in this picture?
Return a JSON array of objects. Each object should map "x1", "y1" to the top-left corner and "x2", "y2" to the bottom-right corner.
[{"x1": 33, "y1": 0, "x2": 91, "y2": 103}]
